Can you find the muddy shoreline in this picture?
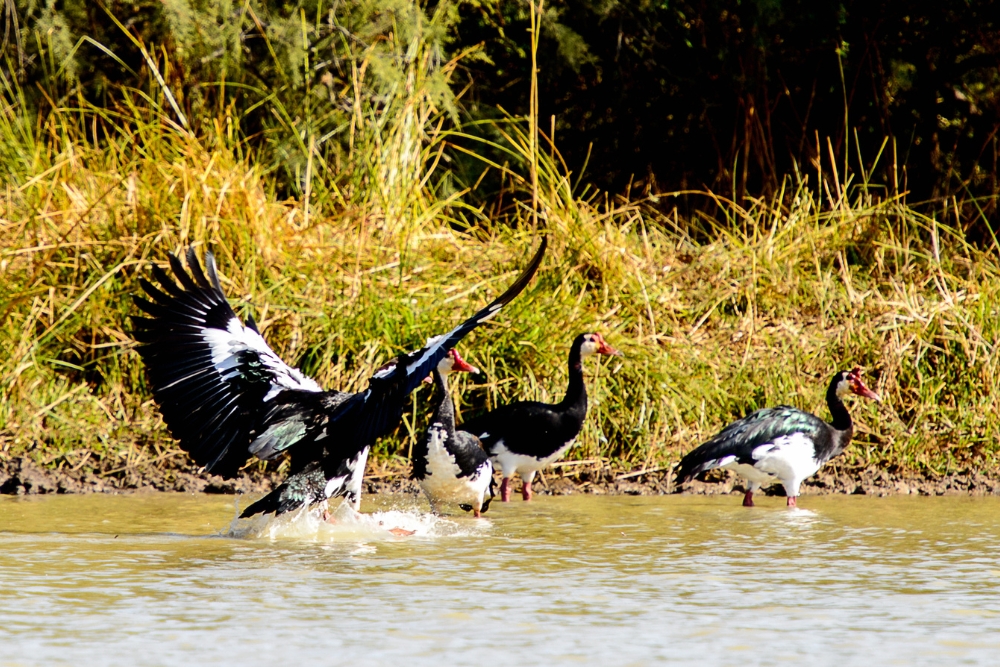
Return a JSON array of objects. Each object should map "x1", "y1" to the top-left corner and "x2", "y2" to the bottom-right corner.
[{"x1": 3, "y1": 456, "x2": 999, "y2": 500}]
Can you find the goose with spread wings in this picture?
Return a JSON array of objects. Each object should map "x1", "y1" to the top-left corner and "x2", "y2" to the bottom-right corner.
[{"x1": 132, "y1": 238, "x2": 547, "y2": 517}]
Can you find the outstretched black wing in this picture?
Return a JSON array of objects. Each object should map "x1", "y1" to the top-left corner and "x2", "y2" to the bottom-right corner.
[
  {"x1": 237, "y1": 237, "x2": 546, "y2": 517},
  {"x1": 132, "y1": 248, "x2": 326, "y2": 477},
  {"x1": 348, "y1": 236, "x2": 548, "y2": 451},
  {"x1": 675, "y1": 406, "x2": 827, "y2": 483}
]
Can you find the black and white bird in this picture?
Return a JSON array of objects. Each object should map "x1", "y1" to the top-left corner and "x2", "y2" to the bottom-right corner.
[
  {"x1": 460, "y1": 332, "x2": 621, "y2": 502},
  {"x1": 132, "y1": 237, "x2": 546, "y2": 518},
  {"x1": 675, "y1": 367, "x2": 881, "y2": 507},
  {"x1": 412, "y1": 349, "x2": 494, "y2": 518}
]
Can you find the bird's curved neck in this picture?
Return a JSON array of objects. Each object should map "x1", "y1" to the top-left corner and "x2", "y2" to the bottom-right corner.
[
  {"x1": 560, "y1": 340, "x2": 588, "y2": 413},
  {"x1": 432, "y1": 370, "x2": 456, "y2": 432},
  {"x1": 826, "y1": 385, "x2": 852, "y2": 432}
]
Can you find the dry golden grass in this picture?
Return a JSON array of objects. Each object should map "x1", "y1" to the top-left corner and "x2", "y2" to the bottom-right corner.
[{"x1": 2, "y1": 68, "x2": 998, "y2": 486}]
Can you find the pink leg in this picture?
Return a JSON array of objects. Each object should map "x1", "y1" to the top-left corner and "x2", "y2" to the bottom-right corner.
[
  {"x1": 522, "y1": 481, "x2": 533, "y2": 501},
  {"x1": 742, "y1": 490, "x2": 754, "y2": 507},
  {"x1": 786, "y1": 496, "x2": 797, "y2": 507},
  {"x1": 500, "y1": 478, "x2": 512, "y2": 502}
]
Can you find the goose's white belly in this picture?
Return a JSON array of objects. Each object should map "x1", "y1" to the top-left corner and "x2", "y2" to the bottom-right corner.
[
  {"x1": 420, "y1": 427, "x2": 492, "y2": 510},
  {"x1": 720, "y1": 460, "x2": 778, "y2": 488},
  {"x1": 717, "y1": 433, "x2": 820, "y2": 497},
  {"x1": 751, "y1": 434, "x2": 822, "y2": 497},
  {"x1": 491, "y1": 439, "x2": 576, "y2": 482}
]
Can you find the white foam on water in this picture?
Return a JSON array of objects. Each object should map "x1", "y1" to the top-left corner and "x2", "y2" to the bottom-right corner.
[{"x1": 222, "y1": 498, "x2": 492, "y2": 542}]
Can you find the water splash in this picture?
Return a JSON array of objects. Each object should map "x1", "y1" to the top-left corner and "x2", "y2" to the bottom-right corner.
[{"x1": 222, "y1": 498, "x2": 491, "y2": 542}]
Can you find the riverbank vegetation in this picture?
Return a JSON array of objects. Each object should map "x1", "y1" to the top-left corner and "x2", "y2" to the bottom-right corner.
[{"x1": 1, "y1": 1, "x2": 998, "y2": 488}]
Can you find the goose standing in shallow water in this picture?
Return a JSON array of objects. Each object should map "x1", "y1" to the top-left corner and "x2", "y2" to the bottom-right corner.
[
  {"x1": 675, "y1": 367, "x2": 881, "y2": 507},
  {"x1": 132, "y1": 238, "x2": 546, "y2": 517},
  {"x1": 412, "y1": 349, "x2": 494, "y2": 517},
  {"x1": 460, "y1": 333, "x2": 621, "y2": 502}
]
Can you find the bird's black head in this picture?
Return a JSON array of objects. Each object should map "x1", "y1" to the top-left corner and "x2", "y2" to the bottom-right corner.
[
  {"x1": 832, "y1": 367, "x2": 881, "y2": 403},
  {"x1": 576, "y1": 332, "x2": 622, "y2": 359},
  {"x1": 439, "y1": 349, "x2": 479, "y2": 375}
]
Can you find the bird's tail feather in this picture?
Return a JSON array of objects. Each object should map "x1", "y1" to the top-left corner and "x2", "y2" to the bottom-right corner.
[{"x1": 240, "y1": 486, "x2": 290, "y2": 518}]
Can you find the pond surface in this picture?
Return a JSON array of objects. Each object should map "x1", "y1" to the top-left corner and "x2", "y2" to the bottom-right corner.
[{"x1": 1, "y1": 493, "x2": 999, "y2": 666}]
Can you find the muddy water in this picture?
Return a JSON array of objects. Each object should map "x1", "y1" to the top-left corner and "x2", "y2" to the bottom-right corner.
[{"x1": 1, "y1": 493, "x2": 999, "y2": 666}]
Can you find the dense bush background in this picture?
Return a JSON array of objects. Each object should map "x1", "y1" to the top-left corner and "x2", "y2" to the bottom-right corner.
[
  {"x1": 5, "y1": 1, "x2": 999, "y2": 217},
  {"x1": 459, "y1": 1, "x2": 1000, "y2": 212}
]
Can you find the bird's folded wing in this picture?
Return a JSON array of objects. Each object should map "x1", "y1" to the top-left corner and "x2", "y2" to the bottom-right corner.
[{"x1": 676, "y1": 406, "x2": 824, "y2": 481}]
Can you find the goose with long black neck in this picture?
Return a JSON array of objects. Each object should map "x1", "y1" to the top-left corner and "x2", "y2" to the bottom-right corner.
[
  {"x1": 675, "y1": 367, "x2": 881, "y2": 507},
  {"x1": 132, "y1": 237, "x2": 546, "y2": 518},
  {"x1": 460, "y1": 333, "x2": 621, "y2": 502},
  {"x1": 412, "y1": 349, "x2": 494, "y2": 517}
]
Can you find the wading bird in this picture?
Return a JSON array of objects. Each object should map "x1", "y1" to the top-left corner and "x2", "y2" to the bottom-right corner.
[
  {"x1": 132, "y1": 238, "x2": 546, "y2": 517},
  {"x1": 674, "y1": 367, "x2": 881, "y2": 507},
  {"x1": 460, "y1": 333, "x2": 621, "y2": 502},
  {"x1": 412, "y1": 350, "x2": 494, "y2": 518}
]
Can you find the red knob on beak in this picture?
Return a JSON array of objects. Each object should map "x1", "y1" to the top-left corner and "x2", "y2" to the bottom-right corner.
[
  {"x1": 595, "y1": 334, "x2": 623, "y2": 357},
  {"x1": 450, "y1": 350, "x2": 480, "y2": 374}
]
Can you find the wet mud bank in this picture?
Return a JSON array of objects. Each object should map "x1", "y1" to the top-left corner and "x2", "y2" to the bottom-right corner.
[
  {"x1": 3, "y1": 456, "x2": 999, "y2": 499},
  {"x1": 0, "y1": 457, "x2": 273, "y2": 497}
]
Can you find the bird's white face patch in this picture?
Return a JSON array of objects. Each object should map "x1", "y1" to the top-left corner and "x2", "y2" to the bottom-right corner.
[
  {"x1": 580, "y1": 338, "x2": 599, "y2": 358},
  {"x1": 835, "y1": 378, "x2": 851, "y2": 399},
  {"x1": 436, "y1": 354, "x2": 454, "y2": 374}
]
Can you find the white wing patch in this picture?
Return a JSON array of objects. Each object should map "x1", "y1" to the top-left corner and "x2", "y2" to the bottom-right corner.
[
  {"x1": 202, "y1": 317, "x2": 322, "y2": 401},
  {"x1": 324, "y1": 475, "x2": 348, "y2": 499},
  {"x1": 324, "y1": 445, "x2": 370, "y2": 511},
  {"x1": 404, "y1": 330, "x2": 456, "y2": 376},
  {"x1": 709, "y1": 455, "x2": 737, "y2": 468},
  {"x1": 425, "y1": 424, "x2": 461, "y2": 476},
  {"x1": 476, "y1": 302, "x2": 504, "y2": 323},
  {"x1": 343, "y1": 446, "x2": 370, "y2": 511},
  {"x1": 372, "y1": 362, "x2": 397, "y2": 379}
]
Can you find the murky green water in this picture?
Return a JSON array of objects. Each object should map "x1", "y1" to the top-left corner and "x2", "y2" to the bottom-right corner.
[{"x1": 1, "y1": 493, "x2": 999, "y2": 666}]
